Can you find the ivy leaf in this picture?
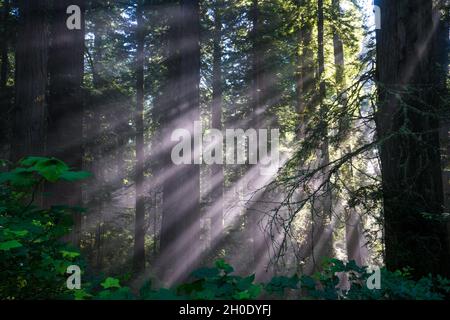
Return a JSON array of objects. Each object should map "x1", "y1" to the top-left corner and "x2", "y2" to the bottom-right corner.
[
  {"x1": 101, "y1": 277, "x2": 121, "y2": 289},
  {"x1": 0, "y1": 240, "x2": 23, "y2": 251}
]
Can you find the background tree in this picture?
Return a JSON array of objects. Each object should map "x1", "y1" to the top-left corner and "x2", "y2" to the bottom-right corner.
[
  {"x1": 133, "y1": 0, "x2": 146, "y2": 275},
  {"x1": 158, "y1": 0, "x2": 202, "y2": 285},
  {"x1": 47, "y1": 0, "x2": 86, "y2": 246}
]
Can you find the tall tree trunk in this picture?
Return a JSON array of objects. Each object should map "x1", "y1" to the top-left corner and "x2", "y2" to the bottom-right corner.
[
  {"x1": 0, "y1": 0, "x2": 9, "y2": 90},
  {"x1": 133, "y1": 0, "x2": 146, "y2": 276},
  {"x1": 294, "y1": 0, "x2": 318, "y2": 274},
  {"x1": 331, "y1": 0, "x2": 366, "y2": 266},
  {"x1": 47, "y1": 0, "x2": 85, "y2": 246},
  {"x1": 157, "y1": 1, "x2": 181, "y2": 282},
  {"x1": 158, "y1": 0, "x2": 201, "y2": 285},
  {"x1": 0, "y1": 0, "x2": 11, "y2": 161},
  {"x1": 305, "y1": 0, "x2": 334, "y2": 274},
  {"x1": 435, "y1": 0, "x2": 450, "y2": 260},
  {"x1": 92, "y1": 2, "x2": 106, "y2": 89},
  {"x1": 376, "y1": 0, "x2": 450, "y2": 278},
  {"x1": 90, "y1": 0, "x2": 107, "y2": 272},
  {"x1": 210, "y1": 0, "x2": 224, "y2": 243},
  {"x1": 244, "y1": 0, "x2": 271, "y2": 281},
  {"x1": 296, "y1": 0, "x2": 314, "y2": 137},
  {"x1": 12, "y1": 0, "x2": 48, "y2": 163}
]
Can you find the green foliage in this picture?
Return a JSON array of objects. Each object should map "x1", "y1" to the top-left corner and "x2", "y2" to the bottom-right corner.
[
  {"x1": 0, "y1": 157, "x2": 90, "y2": 299},
  {"x1": 296, "y1": 258, "x2": 450, "y2": 300},
  {"x1": 138, "y1": 260, "x2": 262, "y2": 300},
  {"x1": 265, "y1": 275, "x2": 300, "y2": 296},
  {"x1": 132, "y1": 259, "x2": 450, "y2": 300},
  {"x1": 176, "y1": 259, "x2": 262, "y2": 300},
  {"x1": 101, "y1": 277, "x2": 122, "y2": 289}
]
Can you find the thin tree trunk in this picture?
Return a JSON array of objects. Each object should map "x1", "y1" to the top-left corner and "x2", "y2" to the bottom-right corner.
[
  {"x1": 0, "y1": 0, "x2": 9, "y2": 90},
  {"x1": 305, "y1": 0, "x2": 334, "y2": 274},
  {"x1": 0, "y1": 0, "x2": 11, "y2": 162},
  {"x1": 133, "y1": 0, "x2": 146, "y2": 275},
  {"x1": 434, "y1": 0, "x2": 450, "y2": 256},
  {"x1": 90, "y1": 0, "x2": 106, "y2": 271},
  {"x1": 245, "y1": 0, "x2": 271, "y2": 281},
  {"x1": 331, "y1": 0, "x2": 366, "y2": 266},
  {"x1": 210, "y1": 0, "x2": 224, "y2": 241},
  {"x1": 294, "y1": 0, "x2": 316, "y2": 274},
  {"x1": 296, "y1": 1, "x2": 312, "y2": 137}
]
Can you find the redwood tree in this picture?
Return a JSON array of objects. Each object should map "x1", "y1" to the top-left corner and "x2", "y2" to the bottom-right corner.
[
  {"x1": 158, "y1": 0, "x2": 202, "y2": 284},
  {"x1": 12, "y1": 0, "x2": 49, "y2": 163},
  {"x1": 376, "y1": 0, "x2": 450, "y2": 278},
  {"x1": 47, "y1": 0, "x2": 86, "y2": 246}
]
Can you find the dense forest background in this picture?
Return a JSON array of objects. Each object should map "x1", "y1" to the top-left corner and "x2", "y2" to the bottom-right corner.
[{"x1": 0, "y1": 0, "x2": 450, "y2": 300}]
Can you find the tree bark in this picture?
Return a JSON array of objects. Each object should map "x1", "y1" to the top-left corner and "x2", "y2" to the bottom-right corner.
[
  {"x1": 0, "y1": 0, "x2": 11, "y2": 161},
  {"x1": 210, "y1": 0, "x2": 224, "y2": 242},
  {"x1": 376, "y1": 0, "x2": 450, "y2": 277},
  {"x1": 331, "y1": 0, "x2": 366, "y2": 266},
  {"x1": 47, "y1": 0, "x2": 85, "y2": 246},
  {"x1": 158, "y1": 0, "x2": 201, "y2": 285},
  {"x1": 296, "y1": 0, "x2": 314, "y2": 137},
  {"x1": 12, "y1": 0, "x2": 48, "y2": 163},
  {"x1": 0, "y1": 0, "x2": 9, "y2": 90},
  {"x1": 133, "y1": 0, "x2": 146, "y2": 275},
  {"x1": 304, "y1": 0, "x2": 334, "y2": 274},
  {"x1": 244, "y1": 0, "x2": 272, "y2": 281}
]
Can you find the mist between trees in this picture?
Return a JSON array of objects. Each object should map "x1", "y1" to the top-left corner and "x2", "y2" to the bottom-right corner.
[{"x1": 0, "y1": 0, "x2": 449, "y2": 299}]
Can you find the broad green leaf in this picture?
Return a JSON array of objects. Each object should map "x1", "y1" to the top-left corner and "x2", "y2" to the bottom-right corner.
[
  {"x1": 74, "y1": 289, "x2": 92, "y2": 300},
  {"x1": 215, "y1": 259, "x2": 234, "y2": 274},
  {"x1": 248, "y1": 284, "x2": 262, "y2": 298},
  {"x1": 60, "y1": 250, "x2": 80, "y2": 259},
  {"x1": 0, "y1": 172, "x2": 13, "y2": 184},
  {"x1": 19, "y1": 157, "x2": 49, "y2": 168},
  {"x1": 3, "y1": 229, "x2": 29, "y2": 239},
  {"x1": 0, "y1": 240, "x2": 23, "y2": 251},
  {"x1": 5, "y1": 169, "x2": 36, "y2": 187},
  {"x1": 101, "y1": 277, "x2": 121, "y2": 289},
  {"x1": 237, "y1": 274, "x2": 255, "y2": 291},
  {"x1": 33, "y1": 158, "x2": 69, "y2": 182},
  {"x1": 300, "y1": 275, "x2": 317, "y2": 290},
  {"x1": 233, "y1": 290, "x2": 251, "y2": 300}
]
